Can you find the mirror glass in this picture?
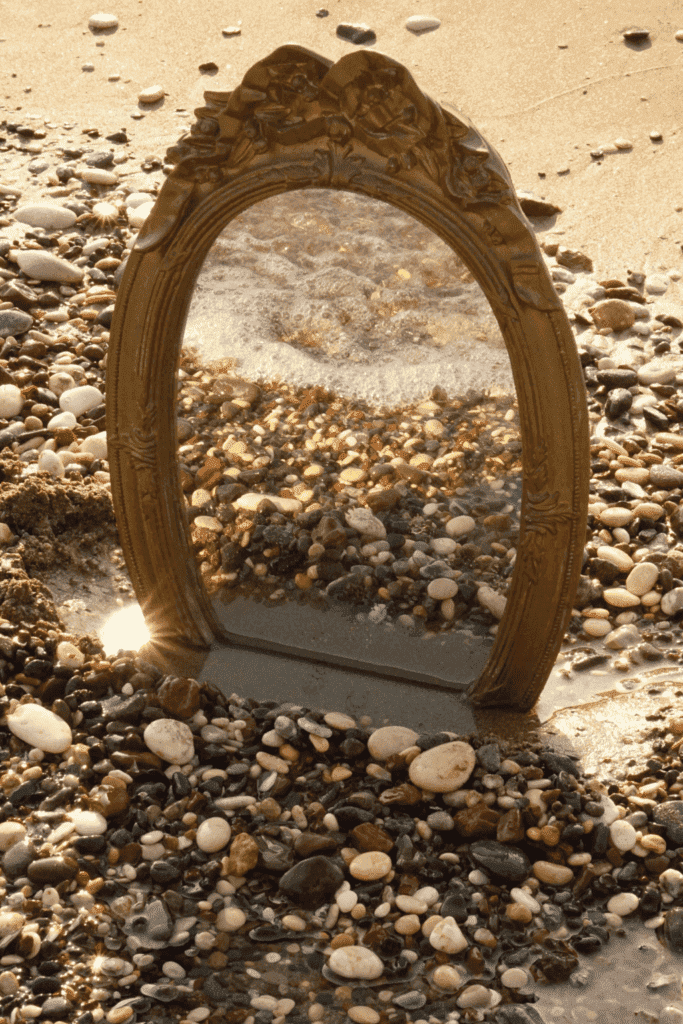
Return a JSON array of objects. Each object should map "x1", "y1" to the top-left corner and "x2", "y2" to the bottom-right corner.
[{"x1": 177, "y1": 189, "x2": 521, "y2": 688}]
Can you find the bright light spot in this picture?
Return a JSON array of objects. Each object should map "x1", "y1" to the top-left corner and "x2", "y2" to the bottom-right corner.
[{"x1": 99, "y1": 603, "x2": 150, "y2": 656}]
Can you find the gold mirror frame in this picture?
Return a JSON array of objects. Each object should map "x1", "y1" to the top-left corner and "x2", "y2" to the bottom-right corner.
[{"x1": 106, "y1": 44, "x2": 589, "y2": 712}]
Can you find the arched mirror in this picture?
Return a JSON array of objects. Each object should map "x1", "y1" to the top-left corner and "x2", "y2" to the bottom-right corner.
[{"x1": 107, "y1": 45, "x2": 589, "y2": 712}]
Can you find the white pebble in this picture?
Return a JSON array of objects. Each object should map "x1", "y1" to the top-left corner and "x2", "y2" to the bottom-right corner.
[
  {"x1": 144, "y1": 718, "x2": 194, "y2": 764},
  {"x1": 626, "y1": 561, "x2": 659, "y2": 596},
  {"x1": 232, "y1": 492, "x2": 302, "y2": 514},
  {"x1": 599, "y1": 507, "x2": 633, "y2": 527},
  {"x1": 55, "y1": 640, "x2": 84, "y2": 669},
  {"x1": 610, "y1": 818, "x2": 638, "y2": 852},
  {"x1": 124, "y1": 191, "x2": 155, "y2": 208},
  {"x1": 59, "y1": 384, "x2": 104, "y2": 417},
  {"x1": 216, "y1": 906, "x2": 246, "y2": 931},
  {"x1": 0, "y1": 384, "x2": 24, "y2": 418},
  {"x1": 445, "y1": 515, "x2": 475, "y2": 537},
  {"x1": 661, "y1": 588, "x2": 683, "y2": 617},
  {"x1": 13, "y1": 204, "x2": 77, "y2": 231},
  {"x1": 457, "y1": 985, "x2": 492, "y2": 1008},
  {"x1": 127, "y1": 201, "x2": 154, "y2": 228},
  {"x1": 596, "y1": 545, "x2": 634, "y2": 571},
  {"x1": 582, "y1": 617, "x2": 612, "y2": 637},
  {"x1": 79, "y1": 168, "x2": 118, "y2": 185},
  {"x1": 430, "y1": 537, "x2": 457, "y2": 556},
  {"x1": 6, "y1": 704, "x2": 72, "y2": 753},
  {"x1": 336, "y1": 889, "x2": 358, "y2": 913},
  {"x1": 69, "y1": 809, "x2": 107, "y2": 835},
  {"x1": 427, "y1": 578, "x2": 458, "y2": 600},
  {"x1": 349, "y1": 851, "x2": 392, "y2": 880},
  {"x1": 367, "y1": 725, "x2": 419, "y2": 760},
  {"x1": 138, "y1": 85, "x2": 165, "y2": 104},
  {"x1": 477, "y1": 585, "x2": 507, "y2": 619},
  {"x1": 47, "y1": 411, "x2": 78, "y2": 430},
  {"x1": 344, "y1": 506, "x2": 386, "y2": 540},
  {"x1": 0, "y1": 822, "x2": 27, "y2": 851},
  {"x1": 88, "y1": 12, "x2": 119, "y2": 29},
  {"x1": 38, "y1": 450, "x2": 64, "y2": 477},
  {"x1": 607, "y1": 891, "x2": 639, "y2": 916},
  {"x1": 16, "y1": 249, "x2": 84, "y2": 284},
  {"x1": 328, "y1": 945, "x2": 384, "y2": 980},
  {"x1": 603, "y1": 587, "x2": 640, "y2": 608},
  {"x1": 406, "y1": 14, "x2": 441, "y2": 32},
  {"x1": 196, "y1": 817, "x2": 231, "y2": 853},
  {"x1": 409, "y1": 740, "x2": 476, "y2": 793},
  {"x1": 80, "y1": 431, "x2": 107, "y2": 460},
  {"x1": 48, "y1": 371, "x2": 78, "y2": 397},
  {"x1": 500, "y1": 967, "x2": 528, "y2": 988}
]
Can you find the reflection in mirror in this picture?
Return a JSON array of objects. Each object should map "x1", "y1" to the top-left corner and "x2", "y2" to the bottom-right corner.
[{"x1": 177, "y1": 189, "x2": 522, "y2": 688}]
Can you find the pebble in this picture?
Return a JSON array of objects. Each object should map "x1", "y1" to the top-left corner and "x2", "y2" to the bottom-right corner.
[
  {"x1": 477, "y1": 585, "x2": 507, "y2": 619},
  {"x1": 603, "y1": 587, "x2": 641, "y2": 607},
  {"x1": 610, "y1": 818, "x2": 638, "y2": 851},
  {"x1": 59, "y1": 384, "x2": 105, "y2": 416},
  {"x1": 13, "y1": 203, "x2": 77, "y2": 231},
  {"x1": 80, "y1": 430, "x2": 108, "y2": 460},
  {"x1": 445, "y1": 515, "x2": 476, "y2": 537},
  {"x1": 327, "y1": 946, "x2": 384, "y2": 980},
  {"x1": 79, "y1": 168, "x2": 118, "y2": 185},
  {"x1": 138, "y1": 86, "x2": 165, "y2": 104},
  {"x1": 532, "y1": 861, "x2": 574, "y2": 885},
  {"x1": 0, "y1": 384, "x2": 24, "y2": 418},
  {"x1": 143, "y1": 718, "x2": 194, "y2": 763},
  {"x1": 603, "y1": 623, "x2": 641, "y2": 649},
  {"x1": 344, "y1": 506, "x2": 386, "y2": 540},
  {"x1": 195, "y1": 817, "x2": 231, "y2": 852},
  {"x1": 426, "y1": 577, "x2": 458, "y2": 599},
  {"x1": 55, "y1": 640, "x2": 84, "y2": 668},
  {"x1": 15, "y1": 249, "x2": 85, "y2": 283},
  {"x1": 232, "y1": 492, "x2": 302, "y2": 514},
  {"x1": 47, "y1": 410, "x2": 78, "y2": 430},
  {"x1": 589, "y1": 298, "x2": 636, "y2": 331},
  {"x1": 349, "y1": 851, "x2": 392, "y2": 880},
  {"x1": 583, "y1": 617, "x2": 612, "y2": 637},
  {"x1": 596, "y1": 545, "x2": 634, "y2": 571},
  {"x1": 625, "y1": 561, "x2": 659, "y2": 595},
  {"x1": 6, "y1": 703, "x2": 73, "y2": 753},
  {"x1": 69, "y1": 809, "x2": 107, "y2": 835},
  {"x1": 405, "y1": 15, "x2": 441, "y2": 33},
  {"x1": 661, "y1": 588, "x2": 683, "y2": 617},
  {"x1": 89, "y1": 12, "x2": 119, "y2": 29},
  {"x1": 607, "y1": 892, "x2": 640, "y2": 916},
  {"x1": 409, "y1": 740, "x2": 476, "y2": 792},
  {"x1": 367, "y1": 725, "x2": 419, "y2": 760},
  {"x1": 429, "y1": 917, "x2": 468, "y2": 953}
]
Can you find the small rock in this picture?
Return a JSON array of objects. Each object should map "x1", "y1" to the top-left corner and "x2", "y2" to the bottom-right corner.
[
  {"x1": 427, "y1": 578, "x2": 458, "y2": 600},
  {"x1": 138, "y1": 86, "x2": 165, "y2": 104},
  {"x1": 409, "y1": 740, "x2": 476, "y2": 793},
  {"x1": 599, "y1": 507, "x2": 634, "y2": 528},
  {"x1": 615, "y1": 138, "x2": 634, "y2": 150},
  {"x1": 328, "y1": 945, "x2": 384, "y2": 979},
  {"x1": 622, "y1": 28, "x2": 650, "y2": 43},
  {"x1": 349, "y1": 851, "x2": 392, "y2": 880},
  {"x1": 16, "y1": 249, "x2": 84, "y2": 284},
  {"x1": 69, "y1": 809, "x2": 107, "y2": 835},
  {"x1": 80, "y1": 431, "x2": 107, "y2": 460},
  {"x1": 477, "y1": 585, "x2": 507, "y2": 620},
  {"x1": 596, "y1": 545, "x2": 634, "y2": 571},
  {"x1": 501, "y1": 967, "x2": 529, "y2": 988},
  {"x1": 13, "y1": 203, "x2": 77, "y2": 231},
  {"x1": 645, "y1": 274, "x2": 671, "y2": 294},
  {"x1": 469, "y1": 841, "x2": 531, "y2": 883},
  {"x1": 556, "y1": 247, "x2": 593, "y2": 272},
  {"x1": 336, "y1": 23, "x2": 377, "y2": 45},
  {"x1": 625, "y1": 562, "x2": 659, "y2": 595},
  {"x1": 233, "y1": 492, "x2": 302, "y2": 515},
  {"x1": 345, "y1": 506, "x2": 386, "y2": 540},
  {"x1": 222, "y1": 26, "x2": 241, "y2": 36},
  {"x1": 429, "y1": 916, "x2": 468, "y2": 954},
  {"x1": 604, "y1": 623, "x2": 641, "y2": 649},
  {"x1": 607, "y1": 891, "x2": 639, "y2": 916},
  {"x1": 517, "y1": 193, "x2": 562, "y2": 217},
  {"x1": 456, "y1": 985, "x2": 491, "y2": 1008},
  {"x1": 224, "y1": 832, "x2": 259, "y2": 877},
  {"x1": 445, "y1": 515, "x2": 476, "y2": 537},
  {"x1": 367, "y1": 725, "x2": 419, "y2": 761},
  {"x1": 405, "y1": 15, "x2": 441, "y2": 33},
  {"x1": 638, "y1": 362, "x2": 677, "y2": 386},
  {"x1": 650, "y1": 463, "x2": 683, "y2": 489},
  {"x1": 196, "y1": 817, "x2": 231, "y2": 853},
  {"x1": 60, "y1": 384, "x2": 104, "y2": 417},
  {"x1": 79, "y1": 168, "x2": 118, "y2": 185},
  {"x1": 603, "y1": 587, "x2": 640, "y2": 608},
  {"x1": 610, "y1": 818, "x2": 638, "y2": 852},
  {"x1": 661, "y1": 588, "x2": 683, "y2": 617},
  {"x1": 55, "y1": 640, "x2": 83, "y2": 668},
  {"x1": 0, "y1": 384, "x2": 24, "y2": 417},
  {"x1": 143, "y1": 719, "x2": 194, "y2": 764},
  {"x1": 583, "y1": 618, "x2": 612, "y2": 638},
  {"x1": 6, "y1": 704, "x2": 72, "y2": 753},
  {"x1": 89, "y1": 12, "x2": 119, "y2": 30},
  {"x1": 532, "y1": 861, "x2": 574, "y2": 885},
  {"x1": 37, "y1": 450, "x2": 64, "y2": 478},
  {"x1": 278, "y1": 856, "x2": 345, "y2": 909},
  {"x1": 589, "y1": 299, "x2": 636, "y2": 331},
  {"x1": 47, "y1": 411, "x2": 77, "y2": 430}
]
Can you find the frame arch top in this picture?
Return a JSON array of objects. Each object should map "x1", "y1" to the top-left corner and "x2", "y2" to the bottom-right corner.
[{"x1": 107, "y1": 44, "x2": 589, "y2": 711}]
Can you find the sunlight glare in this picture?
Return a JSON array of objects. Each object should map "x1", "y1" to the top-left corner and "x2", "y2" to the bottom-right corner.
[{"x1": 99, "y1": 602, "x2": 151, "y2": 657}]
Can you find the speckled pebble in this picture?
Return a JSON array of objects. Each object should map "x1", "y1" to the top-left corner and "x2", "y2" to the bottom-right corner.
[
  {"x1": 195, "y1": 817, "x2": 231, "y2": 852},
  {"x1": 6, "y1": 703, "x2": 72, "y2": 753},
  {"x1": 327, "y1": 945, "x2": 384, "y2": 979},
  {"x1": 143, "y1": 718, "x2": 194, "y2": 764},
  {"x1": 367, "y1": 725, "x2": 419, "y2": 760},
  {"x1": 349, "y1": 850, "x2": 392, "y2": 880},
  {"x1": 429, "y1": 916, "x2": 468, "y2": 953},
  {"x1": 409, "y1": 740, "x2": 476, "y2": 792}
]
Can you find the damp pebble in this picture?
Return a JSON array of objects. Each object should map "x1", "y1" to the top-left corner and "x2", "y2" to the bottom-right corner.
[
  {"x1": 55, "y1": 640, "x2": 84, "y2": 668},
  {"x1": 607, "y1": 891, "x2": 640, "y2": 916},
  {"x1": 6, "y1": 704, "x2": 72, "y2": 753},
  {"x1": 426, "y1": 578, "x2": 458, "y2": 600},
  {"x1": 80, "y1": 431, "x2": 108, "y2": 460},
  {"x1": 409, "y1": 740, "x2": 476, "y2": 792},
  {"x1": 583, "y1": 617, "x2": 612, "y2": 637},
  {"x1": 328, "y1": 945, "x2": 384, "y2": 979},
  {"x1": 69, "y1": 809, "x2": 107, "y2": 835},
  {"x1": 532, "y1": 861, "x2": 574, "y2": 885},
  {"x1": 610, "y1": 818, "x2": 638, "y2": 851},
  {"x1": 143, "y1": 718, "x2": 194, "y2": 763},
  {"x1": 446, "y1": 515, "x2": 475, "y2": 537},
  {"x1": 349, "y1": 851, "x2": 392, "y2": 880}
]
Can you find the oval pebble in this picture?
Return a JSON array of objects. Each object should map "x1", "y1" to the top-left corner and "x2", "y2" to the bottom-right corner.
[
  {"x1": 16, "y1": 249, "x2": 84, "y2": 283},
  {"x1": 13, "y1": 203, "x2": 77, "y2": 231},
  {"x1": 47, "y1": 410, "x2": 78, "y2": 430},
  {"x1": 501, "y1": 967, "x2": 529, "y2": 988},
  {"x1": 79, "y1": 168, "x2": 118, "y2": 185},
  {"x1": 138, "y1": 85, "x2": 165, "y2": 104},
  {"x1": 632, "y1": 501, "x2": 664, "y2": 521},
  {"x1": 196, "y1": 817, "x2": 231, "y2": 853},
  {"x1": 6, "y1": 704, "x2": 72, "y2": 753},
  {"x1": 328, "y1": 945, "x2": 384, "y2": 980},
  {"x1": 427, "y1": 578, "x2": 458, "y2": 600},
  {"x1": 127, "y1": 201, "x2": 154, "y2": 228},
  {"x1": 532, "y1": 861, "x2": 574, "y2": 885},
  {"x1": 661, "y1": 588, "x2": 683, "y2": 617},
  {"x1": 603, "y1": 587, "x2": 641, "y2": 608},
  {"x1": 80, "y1": 431, "x2": 107, "y2": 460},
  {"x1": 583, "y1": 617, "x2": 612, "y2": 637},
  {"x1": 596, "y1": 545, "x2": 634, "y2": 571},
  {"x1": 445, "y1": 515, "x2": 475, "y2": 537},
  {"x1": 477, "y1": 585, "x2": 507, "y2": 620},
  {"x1": 89, "y1": 12, "x2": 119, "y2": 29},
  {"x1": 69, "y1": 809, "x2": 107, "y2": 835},
  {"x1": 430, "y1": 537, "x2": 457, "y2": 556},
  {"x1": 607, "y1": 891, "x2": 639, "y2": 916},
  {"x1": 432, "y1": 964, "x2": 463, "y2": 990},
  {"x1": 143, "y1": 718, "x2": 194, "y2": 764},
  {"x1": 610, "y1": 818, "x2": 638, "y2": 852},
  {"x1": 344, "y1": 506, "x2": 386, "y2": 539},
  {"x1": 429, "y1": 916, "x2": 468, "y2": 953},
  {"x1": 409, "y1": 740, "x2": 476, "y2": 793},
  {"x1": 349, "y1": 851, "x2": 392, "y2": 880},
  {"x1": 59, "y1": 385, "x2": 104, "y2": 417},
  {"x1": 367, "y1": 725, "x2": 419, "y2": 760},
  {"x1": 406, "y1": 15, "x2": 441, "y2": 32},
  {"x1": 626, "y1": 561, "x2": 659, "y2": 596},
  {"x1": 599, "y1": 507, "x2": 634, "y2": 527},
  {"x1": 55, "y1": 640, "x2": 84, "y2": 668},
  {"x1": 0, "y1": 384, "x2": 24, "y2": 418}
]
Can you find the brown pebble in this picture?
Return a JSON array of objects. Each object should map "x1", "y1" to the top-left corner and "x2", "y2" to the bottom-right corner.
[
  {"x1": 452, "y1": 802, "x2": 501, "y2": 838},
  {"x1": 157, "y1": 676, "x2": 202, "y2": 717},
  {"x1": 350, "y1": 822, "x2": 395, "y2": 853},
  {"x1": 378, "y1": 782, "x2": 423, "y2": 805},
  {"x1": 496, "y1": 807, "x2": 525, "y2": 843}
]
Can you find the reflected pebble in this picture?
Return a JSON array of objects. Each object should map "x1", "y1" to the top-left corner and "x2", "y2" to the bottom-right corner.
[
  {"x1": 144, "y1": 719, "x2": 194, "y2": 763},
  {"x1": 6, "y1": 704, "x2": 72, "y2": 753}
]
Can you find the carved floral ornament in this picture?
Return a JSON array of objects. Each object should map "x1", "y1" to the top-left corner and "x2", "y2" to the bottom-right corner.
[{"x1": 107, "y1": 44, "x2": 590, "y2": 710}]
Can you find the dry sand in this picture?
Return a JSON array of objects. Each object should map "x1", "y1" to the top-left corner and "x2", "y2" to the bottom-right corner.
[{"x1": 1, "y1": 0, "x2": 682, "y2": 280}]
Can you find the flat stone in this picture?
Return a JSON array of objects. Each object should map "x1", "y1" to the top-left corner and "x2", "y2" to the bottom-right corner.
[
  {"x1": 143, "y1": 719, "x2": 194, "y2": 764},
  {"x1": 16, "y1": 249, "x2": 84, "y2": 284},
  {"x1": 278, "y1": 855, "x2": 345, "y2": 909},
  {"x1": 430, "y1": 536, "x2": 458, "y2": 556},
  {"x1": 6, "y1": 704, "x2": 72, "y2": 753},
  {"x1": 13, "y1": 203, "x2": 77, "y2": 231},
  {"x1": 328, "y1": 945, "x2": 384, "y2": 979},
  {"x1": 445, "y1": 515, "x2": 476, "y2": 537},
  {"x1": 469, "y1": 841, "x2": 532, "y2": 883},
  {"x1": 589, "y1": 299, "x2": 636, "y2": 331},
  {"x1": 69, "y1": 809, "x2": 107, "y2": 835},
  {"x1": 427, "y1": 578, "x2": 459, "y2": 600},
  {"x1": 409, "y1": 740, "x2": 476, "y2": 793},
  {"x1": 603, "y1": 587, "x2": 641, "y2": 607},
  {"x1": 336, "y1": 23, "x2": 377, "y2": 45},
  {"x1": 89, "y1": 12, "x2": 119, "y2": 29},
  {"x1": 645, "y1": 274, "x2": 670, "y2": 294},
  {"x1": 367, "y1": 725, "x2": 419, "y2": 761},
  {"x1": 232, "y1": 492, "x2": 302, "y2": 514},
  {"x1": 196, "y1": 817, "x2": 231, "y2": 853},
  {"x1": 626, "y1": 561, "x2": 659, "y2": 595},
  {"x1": 345, "y1": 506, "x2": 386, "y2": 540},
  {"x1": 405, "y1": 15, "x2": 441, "y2": 33}
]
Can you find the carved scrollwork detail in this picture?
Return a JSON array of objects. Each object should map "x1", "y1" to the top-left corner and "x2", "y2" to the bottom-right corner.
[
  {"x1": 108, "y1": 409, "x2": 158, "y2": 471},
  {"x1": 522, "y1": 489, "x2": 575, "y2": 585}
]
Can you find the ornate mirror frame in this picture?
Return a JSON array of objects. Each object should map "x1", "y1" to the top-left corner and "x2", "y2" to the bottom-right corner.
[{"x1": 106, "y1": 44, "x2": 589, "y2": 712}]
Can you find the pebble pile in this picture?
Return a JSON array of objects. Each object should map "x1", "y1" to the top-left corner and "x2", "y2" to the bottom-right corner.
[{"x1": 2, "y1": 10, "x2": 683, "y2": 1023}]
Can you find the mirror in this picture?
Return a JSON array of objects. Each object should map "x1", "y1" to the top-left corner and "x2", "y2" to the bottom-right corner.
[{"x1": 177, "y1": 189, "x2": 522, "y2": 688}]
